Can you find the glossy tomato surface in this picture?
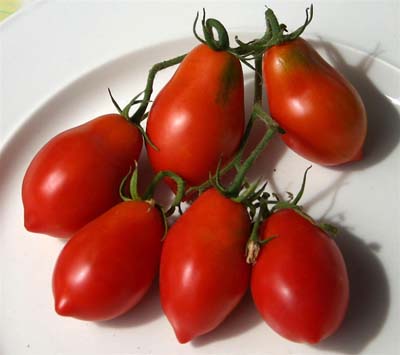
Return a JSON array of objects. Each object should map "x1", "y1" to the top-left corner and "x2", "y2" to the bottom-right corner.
[
  {"x1": 264, "y1": 38, "x2": 367, "y2": 165},
  {"x1": 251, "y1": 209, "x2": 349, "y2": 343},
  {"x1": 160, "y1": 188, "x2": 251, "y2": 343},
  {"x1": 52, "y1": 200, "x2": 164, "y2": 321},
  {"x1": 22, "y1": 114, "x2": 142, "y2": 238},
  {"x1": 146, "y1": 44, "x2": 245, "y2": 188}
]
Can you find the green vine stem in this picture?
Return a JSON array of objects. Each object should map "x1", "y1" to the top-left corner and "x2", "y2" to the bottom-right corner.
[
  {"x1": 234, "y1": 4, "x2": 314, "y2": 61},
  {"x1": 119, "y1": 164, "x2": 186, "y2": 224},
  {"x1": 142, "y1": 171, "x2": 186, "y2": 217},
  {"x1": 245, "y1": 164, "x2": 338, "y2": 264},
  {"x1": 107, "y1": 54, "x2": 186, "y2": 150},
  {"x1": 130, "y1": 54, "x2": 187, "y2": 124},
  {"x1": 193, "y1": 9, "x2": 230, "y2": 51},
  {"x1": 245, "y1": 167, "x2": 309, "y2": 264},
  {"x1": 225, "y1": 105, "x2": 279, "y2": 198},
  {"x1": 254, "y1": 56, "x2": 263, "y2": 105}
]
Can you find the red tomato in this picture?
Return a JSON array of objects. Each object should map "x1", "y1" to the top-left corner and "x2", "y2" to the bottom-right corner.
[
  {"x1": 160, "y1": 188, "x2": 251, "y2": 343},
  {"x1": 263, "y1": 38, "x2": 367, "y2": 165},
  {"x1": 146, "y1": 44, "x2": 245, "y2": 188},
  {"x1": 251, "y1": 208, "x2": 349, "y2": 343},
  {"x1": 22, "y1": 114, "x2": 142, "y2": 238},
  {"x1": 52, "y1": 200, "x2": 163, "y2": 321}
]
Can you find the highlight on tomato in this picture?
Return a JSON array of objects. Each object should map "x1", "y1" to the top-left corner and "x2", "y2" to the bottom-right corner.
[
  {"x1": 247, "y1": 169, "x2": 349, "y2": 344},
  {"x1": 159, "y1": 187, "x2": 251, "y2": 343},
  {"x1": 20, "y1": 3, "x2": 364, "y2": 347},
  {"x1": 52, "y1": 167, "x2": 185, "y2": 321},
  {"x1": 145, "y1": 14, "x2": 245, "y2": 190},
  {"x1": 159, "y1": 86, "x2": 281, "y2": 343},
  {"x1": 239, "y1": 5, "x2": 367, "y2": 166},
  {"x1": 22, "y1": 92, "x2": 146, "y2": 238}
]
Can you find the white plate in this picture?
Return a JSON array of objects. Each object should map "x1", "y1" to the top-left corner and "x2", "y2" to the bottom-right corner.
[{"x1": 1, "y1": 4, "x2": 400, "y2": 355}]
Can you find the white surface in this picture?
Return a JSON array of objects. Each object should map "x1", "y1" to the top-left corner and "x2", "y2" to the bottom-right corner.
[
  {"x1": 1, "y1": 1, "x2": 400, "y2": 355},
  {"x1": 1, "y1": 0, "x2": 399, "y2": 144}
]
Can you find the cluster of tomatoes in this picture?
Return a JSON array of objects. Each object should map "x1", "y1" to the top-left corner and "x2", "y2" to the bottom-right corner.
[{"x1": 22, "y1": 6, "x2": 367, "y2": 345}]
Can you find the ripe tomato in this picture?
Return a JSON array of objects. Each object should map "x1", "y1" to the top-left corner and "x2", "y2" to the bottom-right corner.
[
  {"x1": 22, "y1": 114, "x2": 142, "y2": 238},
  {"x1": 251, "y1": 208, "x2": 349, "y2": 343},
  {"x1": 263, "y1": 38, "x2": 367, "y2": 165},
  {"x1": 52, "y1": 200, "x2": 164, "y2": 321},
  {"x1": 160, "y1": 188, "x2": 251, "y2": 343},
  {"x1": 146, "y1": 44, "x2": 245, "y2": 189}
]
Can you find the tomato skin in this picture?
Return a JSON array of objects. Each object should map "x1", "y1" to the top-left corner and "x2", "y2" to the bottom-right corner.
[
  {"x1": 264, "y1": 38, "x2": 367, "y2": 165},
  {"x1": 52, "y1": 200, "x2": 163, "y2": 321},
  {"x1": 160, "y1": 188, "x2": 251, "y2": 343},
  {"x1": 251, "y1": 209, "x2": 349, "y2": 343},
  {"x1": 146, "y1": 44, "x2": 245, "y2": 188},
  {"x1": 22, "y1": 114, "x2": 142, "y2": 238}
]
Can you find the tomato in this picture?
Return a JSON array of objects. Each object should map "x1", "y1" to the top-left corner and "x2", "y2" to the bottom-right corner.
[
  {"x1": 263, "y1": 38, "x2": 367, "y2": 165},
  {"x1": 160, "y1": 188, "x2": 251, "y2": 343},
  {"x1": 146, "y1": 44, "x2": 245, "y2": 189},
  {"x1": 52, "y1": 200, "x2": 164, "y2": 321},
  {"x1": 22, "y1": 114, "x2": 142, "y2": 238},
  {"x1": 251, "y1": 208, "x2": 349, "y2": 343}
]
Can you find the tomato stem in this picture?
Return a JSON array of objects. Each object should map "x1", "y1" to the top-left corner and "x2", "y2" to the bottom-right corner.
[
  {"x1": 130, "y1": 53, "x2": 187, "y2": 124},
  {"x1": 193, "y1": 9, "x2": 230, "y2": 51},
  {"x1": 291, "y1": 165, "x2": 312, "y2": 205},
  {"x1": 107, "y1": 89, "x2": 158, "y2": 150},
  {"x1": 119, "y1": 167, "x2": 133, "y2": 202},
  {"x1": 233, "y1": 4, "x2": 314, "y2": 61},
  {"x1": 129, "y1": 162, "x2": 141, "y2": 201},
  {"x1": 254, "y1": 56, "x2": 263, "y2": 105},
  {"x1": 142, "y1": 171, "x2": 186, "y2": 216},
  {"x1": 271, "y1": 165, "x2": 312, "y2": 212},
  {"x1": 246, "y1": 212, "x2": 263, "y2": 264},
  {"x1": 262, "y1": 4, "x2": 314, "y2": 49},
  {"x1": 118, "y1": 164, "x2": 185, "y2": 217},
  {"x1": 225, "y1": 107, "x2": 279, "y2": 197}
]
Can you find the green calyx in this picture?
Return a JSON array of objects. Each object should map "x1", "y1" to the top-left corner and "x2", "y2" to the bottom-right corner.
[
  {"x1": 269, "y1": 165, "x2": 312, "y2": 213},
  {"x1": 245, "y1": 165, "x2": 337, "y2": 265},
  {"x1": 235, "y1": 4, "x2": 313, "y2": 63},
  {"x1": 107, "y1": 51, "x2": 187, "y2": 151},
  {"x1": 107, "y1": 88, "x2": 158, "y2": 150},
  {"x1": 245, "y1": 167, "x2": 312, "y2": 265},
  {"x1": 262, "y1": 4, "x2": 313, "y2": 48},
  {"x1": 119, "y1": 163, "x2": 186, "y2": 218},
  {"x1": 191, "y1": 5, "x2": 314, "y2": 77},
  {"x1": 193, "y1": 9, "x2": 230, "y2": 51}
]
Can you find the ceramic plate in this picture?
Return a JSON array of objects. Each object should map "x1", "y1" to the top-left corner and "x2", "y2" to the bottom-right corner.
[{"x1": 1, "y1": 7, "x2": 399, "y2": 355}]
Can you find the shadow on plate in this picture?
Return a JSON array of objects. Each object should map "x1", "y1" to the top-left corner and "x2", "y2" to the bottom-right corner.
[
  {"x1": 309, "y1": 38, "x2": 400, "y2": 171},
  {"x1": 261, "y1": 39, "x2": 400, "y2": 210},
  {"x1": 96, "y1": 279, "x2": 163, "y2": 329},
  {"x1": 314, "y1": 225, "x2": 390, "y2": 354},
  {"x1": 191, "y1": 290, "x2": 263, "y2": 347},
  {"x1": 243, "y1": 38, "x2": 400, "y2": 200}
]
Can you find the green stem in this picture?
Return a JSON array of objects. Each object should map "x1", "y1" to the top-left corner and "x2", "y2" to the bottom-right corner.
[
  {"x1": 245, "y1": 213, "x2": 262, "y2": 264},
  {"x1": 129, "y1": 164, "x2": 141, "y2": 201},
  {"x1": 292, "y1": 165, "x2": 312, "y2": 205},
  {"x1": 193, "y1": 9, "x2": 230, "y2": 51},
  {"x1": 254, "y1": 56, "x2": 263, "y2": 105},
  {"x1": 130, "y1": 54, "x2": 187, "y2": 124},
  {"x1": 226, "y1": 111, "x2": 278, "y2": 196},
  {"x1": 142, "y1": 171, "x2": 185, "y2": 216},
  {"x1": 234, "y1": 5, "x2": 314, "y2": 61},
  {"x1": 265, "y1": 8, "x2": 281, "y2": 37}
]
